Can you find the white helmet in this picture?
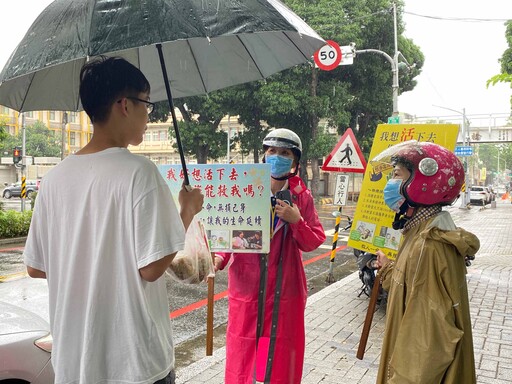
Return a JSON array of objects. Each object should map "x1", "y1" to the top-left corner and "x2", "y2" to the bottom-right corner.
[{"x1": 262, "y1": 129, "x2": 302, "y2": 160}]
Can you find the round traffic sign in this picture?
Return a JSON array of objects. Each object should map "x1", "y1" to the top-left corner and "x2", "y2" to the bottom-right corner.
[{"x1": 314, "y1": 40, "x2": 342, "y2": 71}]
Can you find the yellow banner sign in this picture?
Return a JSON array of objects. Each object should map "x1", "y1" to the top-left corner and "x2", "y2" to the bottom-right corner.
[{"x1": 347, "y1": 124, "x2": 460, "y2": 259}]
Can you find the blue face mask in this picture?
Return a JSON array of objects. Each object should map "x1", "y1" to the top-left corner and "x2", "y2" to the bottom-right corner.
[
  {"x1": 383, "y1": 178, "x2": 406, "y2": 212},
  {"x1": 265, "y1": 154, "x2": 293, "y2": 178}
]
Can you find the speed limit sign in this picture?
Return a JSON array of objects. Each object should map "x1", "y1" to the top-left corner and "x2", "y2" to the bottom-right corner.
[{"x1": 313, "y1": 40, "x2": 342, "y2": 71}]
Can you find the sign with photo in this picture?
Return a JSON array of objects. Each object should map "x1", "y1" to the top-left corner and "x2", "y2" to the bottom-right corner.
[{"x1": 159, "y1": 163, "x2": 271, "y2": 253}]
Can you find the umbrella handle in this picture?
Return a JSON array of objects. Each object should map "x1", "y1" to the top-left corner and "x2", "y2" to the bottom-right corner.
[{"x1": 156, "y1": 43, "x2": 190, "y2": 186}]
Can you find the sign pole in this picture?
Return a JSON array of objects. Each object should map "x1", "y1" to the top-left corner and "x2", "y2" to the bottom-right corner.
[
  {"x1": 326, "y1": 206, "x2": 342, "y2": 283},
  {"x1": 206, "y1": 276, "x2": 214, "y2": 356}
]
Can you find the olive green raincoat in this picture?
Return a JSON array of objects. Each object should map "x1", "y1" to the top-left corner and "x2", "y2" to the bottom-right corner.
[{"x1": 377, "y1": 211, "x2": 480, "y2": 384}]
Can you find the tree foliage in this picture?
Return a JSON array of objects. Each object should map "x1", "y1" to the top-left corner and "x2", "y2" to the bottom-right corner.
[
  {"x1": 487, "y1": 20, "x2": 512, "y2": 113},
  {"x1": 145, "y1": 0, "x2": 425, "y2": 191},
  {"x1": 0, "y1": 120, "x2": 61, "y2": 157},
  {"x1": 0, "y1": 117, "x2": 10, "y2": 143},
  {"x1": 477, "y1": 143, "x2": 512, "y2": 176}
]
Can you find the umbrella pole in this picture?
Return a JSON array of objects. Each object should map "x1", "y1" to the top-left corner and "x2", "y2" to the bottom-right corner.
[{"x1": 156, "y1": 43, "x2": 190, "y2": 186}]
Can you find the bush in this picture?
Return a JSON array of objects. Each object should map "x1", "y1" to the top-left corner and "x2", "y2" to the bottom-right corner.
[{"x1": 0, "y1": 210, "x2": 33, "y2": 239}]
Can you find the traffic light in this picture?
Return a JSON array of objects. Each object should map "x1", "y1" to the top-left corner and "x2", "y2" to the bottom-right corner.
[{"x1": 13, "y1": 147, "x2": 22, "y2": 165}]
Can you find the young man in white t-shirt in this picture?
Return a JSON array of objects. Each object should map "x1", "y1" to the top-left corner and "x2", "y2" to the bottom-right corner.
[{"x1": 23, "y1": 57, "x2": 203, "y2": 384}]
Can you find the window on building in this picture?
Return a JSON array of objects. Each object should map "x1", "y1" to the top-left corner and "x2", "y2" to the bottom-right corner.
[
  {"x1": 152, "y1": 131, "x2": 159, "y2": 141},
  {"x1": 25, "y1": 111, "x2": 33, "y2": 118},
  {"x1": 0, "y1": 106, "x2": 9, "y2": 115},
  {"x1": 159, "y1": 130, "x2": 167, "y2": 141},
  {"x1": 69, "y1": 112, "x2": 78, "y2": 123},
  {"x1": 50, "y1": 111, "x2": 56, "y2": 121},
  {"x1": 145, "y1": 132, "x2": 151, "y2": 142},
  {"x1": 70, "y1": 132, "x2": 76, "y2": 146}
]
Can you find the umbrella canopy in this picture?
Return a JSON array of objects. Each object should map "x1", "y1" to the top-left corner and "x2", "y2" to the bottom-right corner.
[{"x1": 0, "y1": 0, "x2": 325, "y2": 112}]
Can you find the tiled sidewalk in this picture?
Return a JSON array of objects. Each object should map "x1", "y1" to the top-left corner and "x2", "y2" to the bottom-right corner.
[{"x1": 177, "y1": 200, "x2": 512, "y2": 383}]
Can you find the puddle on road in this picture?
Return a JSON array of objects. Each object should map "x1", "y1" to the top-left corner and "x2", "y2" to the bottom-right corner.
[{"x1": 175, "y1": 323, "x2": 227, "y2": 371}]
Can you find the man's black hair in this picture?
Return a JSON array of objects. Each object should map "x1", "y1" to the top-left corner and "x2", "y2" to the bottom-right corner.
[{"x1": 79, "y1": 56, "x2": 150, "y2": 123}]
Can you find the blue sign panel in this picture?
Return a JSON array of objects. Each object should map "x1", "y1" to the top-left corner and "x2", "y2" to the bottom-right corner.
[{"x1": 454, "y1": 146, "x2": 473, "y2": 156}]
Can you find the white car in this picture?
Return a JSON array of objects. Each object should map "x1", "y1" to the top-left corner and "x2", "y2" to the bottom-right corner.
[
  {"x1": 0, "y1": 301, "x2": 54, "y2": 383},
  {"x1": 469, "y1": 186, "x2": 490, "y2": 206}
]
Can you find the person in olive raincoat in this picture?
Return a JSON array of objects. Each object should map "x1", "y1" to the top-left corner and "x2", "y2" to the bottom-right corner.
[
  {"x1": 374, "y1": 141, "x2": 480, "y2": 384},
  {"x1": 214, "y1": 129, "x2": 325, "y2": 384}
]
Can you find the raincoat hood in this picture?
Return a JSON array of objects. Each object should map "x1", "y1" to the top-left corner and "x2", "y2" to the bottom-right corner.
[{"x1": 420, "y1": 211, "x2": 480, "y2": 257}]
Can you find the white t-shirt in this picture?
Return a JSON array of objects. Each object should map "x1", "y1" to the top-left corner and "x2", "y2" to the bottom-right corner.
[{"x1": 24, "y1": 148, "x2": 185, "y2": 384}]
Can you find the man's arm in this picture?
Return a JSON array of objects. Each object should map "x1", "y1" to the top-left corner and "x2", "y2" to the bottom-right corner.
[
  {"x1": 139, "y1": 186, "x2": 204, "y2": 282},
  {"x1": 139, "y1": 252, "x2": 177, "y2": 282},
  {"x1": 26, "y1": 266, "x2": 46, "y2": 279}
]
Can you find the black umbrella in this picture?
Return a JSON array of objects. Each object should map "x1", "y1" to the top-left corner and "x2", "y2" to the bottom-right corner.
[{"x1": 0, "y1": 0, "x2": 324, "y2": 184}]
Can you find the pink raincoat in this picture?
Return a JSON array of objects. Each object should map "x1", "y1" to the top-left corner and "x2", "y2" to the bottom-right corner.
[{"x1": 216, "y1": 175, "x2": 325, "y2": 384}]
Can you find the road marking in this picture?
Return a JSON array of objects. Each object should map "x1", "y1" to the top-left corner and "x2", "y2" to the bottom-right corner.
[
  {"x1": 169, "y1": 244, "x2": 348, "y2": 319},
  {"x1": 1, "y1": 241, "x2": 351, "y2": 319},
  {"x1": 0, "y1": 246, "x2": 25, "y2": 253},
  {"x1": 0, "y1": 271, "x2": 28, "y2": 283}
]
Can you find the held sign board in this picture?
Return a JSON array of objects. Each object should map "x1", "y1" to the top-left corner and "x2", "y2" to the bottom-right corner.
[{"x1": 158, "y1": 163, "x2": 271, "y2": 254}]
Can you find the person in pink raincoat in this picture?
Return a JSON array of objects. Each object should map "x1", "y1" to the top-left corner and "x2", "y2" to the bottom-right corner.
[{"x1": 214, "y1": 129, "x2": 326, "y2": 384}]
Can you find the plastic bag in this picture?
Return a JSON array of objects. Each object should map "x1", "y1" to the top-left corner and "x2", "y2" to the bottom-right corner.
[{"x1": 166, "y1": 220, "x2": 214, "y2": 284}]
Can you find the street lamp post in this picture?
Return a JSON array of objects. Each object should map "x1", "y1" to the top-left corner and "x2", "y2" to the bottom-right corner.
[
  {"x1": 355, "y1": 48, "x2": 398, "y2": 115},
  {"x1": 21, "y1": 113, "x2": 26, "y2": 212},
  {"x1": 61, "y1": 112, "x2": 68, "y2": 160},
  {"x1": 432, "y1": 105, "x2": 471, "y2": 209},
  {"x1": 354, "y1": 3, "x2": 412, "y2": 117}
]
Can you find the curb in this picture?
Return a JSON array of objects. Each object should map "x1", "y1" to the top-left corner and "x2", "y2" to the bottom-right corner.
[{"x1": 0, "y1": 237, "x2": 27, "y2": 246}]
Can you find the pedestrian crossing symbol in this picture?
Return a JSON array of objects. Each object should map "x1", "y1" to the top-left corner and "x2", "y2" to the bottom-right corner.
[{"x1": 322, "y1": 128, "x2": 367, "y2": 173}]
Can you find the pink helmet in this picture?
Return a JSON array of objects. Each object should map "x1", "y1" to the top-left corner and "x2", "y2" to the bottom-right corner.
[{"x1": 372, "y1": 141, "x2": 464, "y2": 206}]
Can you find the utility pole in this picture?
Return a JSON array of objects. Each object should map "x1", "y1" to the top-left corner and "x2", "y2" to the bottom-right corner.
[
  {"x1": 392, "y1": 1, "x2": 399, "y2": 116},
  {"x1": 433, "y1": 105, "x2": 471, "y2": 209},
  {"x1": 353, "y1": 3, "x2": 413, "y2": 118},
  {"x1": 21, "y1": 113, "x2": 26, "y2": 212},
  {"x1": 61, "y1": 112, "x2": 68, "y2": 160},
  {"x1": 226, "y1": 115, "x2": 231, "y2": 164}
]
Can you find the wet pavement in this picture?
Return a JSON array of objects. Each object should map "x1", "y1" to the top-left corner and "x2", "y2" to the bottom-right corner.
[
  {"x1": 0, "y1": 201, "x2": 360, "y2": 371},
  {"x1": 176, "y1": 199, "x2": 512, "y2": 383}
]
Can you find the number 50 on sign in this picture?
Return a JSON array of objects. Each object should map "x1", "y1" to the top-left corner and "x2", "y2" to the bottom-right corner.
[{"x1": 314, "y1": 40, "x2": 342, "y2": 71}]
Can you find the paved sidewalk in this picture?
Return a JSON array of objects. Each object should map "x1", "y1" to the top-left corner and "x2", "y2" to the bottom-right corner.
[{"x1": 176, "y1": 200, "x2": 512, "y2": 383}]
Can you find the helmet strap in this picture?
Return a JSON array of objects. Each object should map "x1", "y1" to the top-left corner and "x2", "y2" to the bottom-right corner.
[{"x1": 392, "y1": 204, "x2": 416, "y2": 230}]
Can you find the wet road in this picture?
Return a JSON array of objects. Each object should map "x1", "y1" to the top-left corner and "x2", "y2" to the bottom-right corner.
[{"x1": 0, "y1": 202, "x2": 359, "y2": 369}]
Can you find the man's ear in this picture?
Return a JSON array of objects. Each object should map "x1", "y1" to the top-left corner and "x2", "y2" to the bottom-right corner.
[{"x1": 116, "y1": 98, "x2": 130, "y2": 116}]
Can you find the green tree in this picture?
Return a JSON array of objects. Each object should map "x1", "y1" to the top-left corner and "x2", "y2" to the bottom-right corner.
[
  {"x1": 0, "y1": 120, "x2": 61, "y2": 157},
  {"x1": 221, "y1": 83, "x2": 270, "y2": 164},
  {"x1": 146, "y1": 0, "x2": 424, "y2": 195},
  {"x1": 150, "y1": 93, "x2": 229, "y2": 164},
  {"x1": 487, "y1": 20, "x2": 512, "y2": 113},
  {"x1": 477, "y1": 143, "x2": 512, "y2": 179},
  {"x1": 0, "y1": 117, "x2": 10, "y2": 144},
  {"x1": 253, "y1": 0, "x2": 422, "y2": 195}
]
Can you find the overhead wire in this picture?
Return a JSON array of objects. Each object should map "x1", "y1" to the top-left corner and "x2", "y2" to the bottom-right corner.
[{"x1": 404, "y1": 11, "x2": 510, "y2": 23}]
